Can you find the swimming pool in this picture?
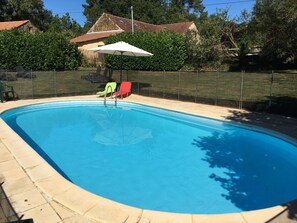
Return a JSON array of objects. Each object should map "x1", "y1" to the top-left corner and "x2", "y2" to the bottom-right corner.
[{"x1": 1, "y1": 101, "x2": 297, "y2": 214}]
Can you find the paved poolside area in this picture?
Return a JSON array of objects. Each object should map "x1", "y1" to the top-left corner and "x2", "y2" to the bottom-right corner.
[{"x1": 0, "y1": 94, "x2": 297, "y2": 223}]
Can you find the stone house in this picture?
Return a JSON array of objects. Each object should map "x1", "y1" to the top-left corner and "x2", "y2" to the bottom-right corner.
[
  {"x1": 71, "y1": 13, "x2": 199, "y2": 63},
  {"x1": 0, "y1": 20, "x2": 38, "y2": 32}
]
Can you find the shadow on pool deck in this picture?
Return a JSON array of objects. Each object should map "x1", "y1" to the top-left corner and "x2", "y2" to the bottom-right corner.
[
  {"x1": 0, "y1": 181, "x2": 34, "y2": 222},
  {"x1": 266, "y1": 200, "x2": 297, "y2": 223},
  {"x1": 224, "y1": 110, "x2": 297, "y2": 139}
]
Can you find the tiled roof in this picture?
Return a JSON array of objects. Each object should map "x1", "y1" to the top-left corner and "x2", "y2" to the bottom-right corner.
[
  {"x1": 0, "y1": 20, "x2": 29, "y2": 30},
  {"x1": 70, "y1": 31, "x2": 119, "y2": 43},
  {"x1": 71, "y1": 13, "x2": 196, "y2": 43},
  {"x1": 106, "y1": 13, "x2": 162, "y2": 32},
  {"x1": 100, "y1": 13, "x2": 194, "y2": 33},
  {"x1": 160, "y1": 22, "x2": 194, "y2": 34}
]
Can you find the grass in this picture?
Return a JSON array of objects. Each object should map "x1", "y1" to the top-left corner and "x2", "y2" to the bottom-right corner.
[{"x1": 3, "y1": 69, "x2": 297, "y2": 109}]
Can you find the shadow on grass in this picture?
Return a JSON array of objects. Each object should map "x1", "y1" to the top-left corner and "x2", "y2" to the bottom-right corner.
[
  {"x1": 241, "y1": 96, "x2": 297, "y2": 118},
  {"x1": 266, "y1": 96, "x2": 297, "y2": 118}
]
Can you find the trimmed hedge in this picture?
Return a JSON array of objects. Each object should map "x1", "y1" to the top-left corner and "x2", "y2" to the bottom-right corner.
[
  {"x1": 104, "y1": 31, "x2": 186, "y2": 71},
  {"x1": 0, "y1": 30, "x2": 81, "y2": 70}
]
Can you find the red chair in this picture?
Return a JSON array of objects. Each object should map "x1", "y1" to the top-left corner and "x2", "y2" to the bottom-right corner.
[{"x1": 113, "y1": 81, "x2": 132, "y2": 99}]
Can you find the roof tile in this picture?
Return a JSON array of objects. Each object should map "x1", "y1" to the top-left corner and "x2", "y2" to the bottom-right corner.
[
  {"x1": 70, "y1": 31, "x2": 119, "y2": 43},
  {"x1": 0, "y1": 20, "x2": 30, "y2": 30},
  {"x1": 71, "y1": 13, "x2": 196, "y2": 43}
]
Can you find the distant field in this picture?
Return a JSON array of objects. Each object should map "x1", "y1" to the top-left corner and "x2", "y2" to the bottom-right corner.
[{"x1": 3, "y1": 69, "x2": 297, "y2": 111}]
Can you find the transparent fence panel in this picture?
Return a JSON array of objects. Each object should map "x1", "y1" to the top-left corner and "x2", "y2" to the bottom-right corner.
[
  {"x1": 112, "y1": 70, "x2": 122, "y2": 83},
  {"x1": 216, "y1": 72, "x2": 241, "y2": 108},
  {"x1": 125, "y1": 70, "x2": 139, "y2": 94},
  {"x1": 242, "y1": 72, "x2": 271, "y2": 110},
  {"x1": 56, "y1": 70, "x2": 96, "y2": 96},
  {"x1": 2, "y1": 69, "x2": 296, "y2": 117},
  {"x1": 179, "y1": 71, "x2": 197, "y2": 102},
  {"x1": 196, "y1": 72, "x2": 218, "y2": 105},
  {"x1": 32, "y1": 71, "x2": 55, "y2": 98},
  {"x1": 134, "y1": 71, "x2": 165, "y2": 98},
  {"x1": 163, "y1": 71, "x2": 179, "y2": 100},
  {"x1": 3, "y1": 71, "x2": 33, "y2": 99},
  {"x1": 269, "y1": 72, "x2": 297, "y2": 117},
  {"x1": 272, "y1": 72, "x2": 297, "y2": 98}
]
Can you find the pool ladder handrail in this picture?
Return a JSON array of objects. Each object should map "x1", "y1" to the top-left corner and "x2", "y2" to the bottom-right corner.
[{"x1": 104, "y1": 85, "x2": 117, "y2": 107}]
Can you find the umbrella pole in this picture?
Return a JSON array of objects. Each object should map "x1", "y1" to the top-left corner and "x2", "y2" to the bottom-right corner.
[{"x1": 120, "y1": 52, "x2": 123, "y2": 83}]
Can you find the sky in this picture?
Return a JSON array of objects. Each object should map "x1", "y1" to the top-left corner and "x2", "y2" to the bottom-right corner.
[{"x1": 43, "y1": 0, "x2": 256, "y2": 26}]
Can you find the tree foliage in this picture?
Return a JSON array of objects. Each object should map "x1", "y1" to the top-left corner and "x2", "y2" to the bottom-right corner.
[
  {"x1": 0, "y1": 0, "x2": 53, "y2": 31},
  {"x1": 0, "y1": 30, "x2": 82, "y2": 70},
  {"x1": 251, "y1": 0, "x2": 297, "y2": 65},
  {"x1": 82, "y1": 0, "x2": 205, "y2": 28},
  {"x1": 186, "y1": 9, "x2": 234, "y2": 69},
  {"x1": 164, "y1": 0, "x2": 205, "y2": 23},
  {"x1": 0, "y1": 0, "x2": 83, "y2": 35},
  {"x1": 48, "y1": 13, "x2": 84, "y2": 38},
  {"x1": 104, "y1": 31, "x2": 186, "y2": 71},
  {"x1": 83, "y1": 0, "x2": 166, "y2": 27}
]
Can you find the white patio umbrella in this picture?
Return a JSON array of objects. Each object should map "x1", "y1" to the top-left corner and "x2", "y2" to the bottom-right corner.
[{"x1": 90, "y1": 41, "x2": 153, "y2": 82}]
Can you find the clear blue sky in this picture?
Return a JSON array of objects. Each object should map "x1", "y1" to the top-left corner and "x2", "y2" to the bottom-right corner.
[{"x1": 43, "y1": 0, "x2": 256, "y2": 26}]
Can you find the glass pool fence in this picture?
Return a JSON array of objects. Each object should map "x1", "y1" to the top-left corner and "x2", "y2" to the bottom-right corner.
[{"x1": 1, "y1": 69, "x2": 297, "y2": 117}]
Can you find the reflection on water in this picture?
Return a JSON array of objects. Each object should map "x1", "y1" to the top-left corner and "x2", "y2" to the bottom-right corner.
[
  {"x1": 92, "y1": 107, "x2": 153, "y2": 145},
  {"x1": 94, "y1": 127, "x2": 152, "y2": 145}
]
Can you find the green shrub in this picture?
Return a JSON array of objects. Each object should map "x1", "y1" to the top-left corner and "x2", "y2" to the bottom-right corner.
[
  {"x1": 0, "y1": 30, "x2": 81, "y2": 70},
  {"x1": 104, "y1": 31, "x2": 186, "y2": 71}
]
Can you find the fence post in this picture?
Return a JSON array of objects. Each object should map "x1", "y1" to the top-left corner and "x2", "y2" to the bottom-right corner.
[
  {"x1": 178, "y1": 71, "x2": 180, "y2": 101},
  {"x1": 268, "y1": 70, "x2": 274, "y2": 108},
  {"x1": 239, "y1": 70, "x2": 244, "y2": 109},
  {"x1": 215, "y1": 72, "x2": 219, "y2": 106},
  {"x1": 31, "y1": 70, "x2": 34, "y2": 99},
  {"x1": 195, "y1": 70, "x2": 198, "y2": 103},
  {"x1": 163, "y1": 71, "x2": 165, "y2": 99},
  {"x1": 137, "y1": 71, "x2": 140, "y2": 95},
  {"x1": 54, "y1": 69, "x2": 57, "y2": 97}
]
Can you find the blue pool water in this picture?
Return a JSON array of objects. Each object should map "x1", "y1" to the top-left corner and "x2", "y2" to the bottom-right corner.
[{"x1": 1, "y1": 101, "x2": 297, "y2": 214}]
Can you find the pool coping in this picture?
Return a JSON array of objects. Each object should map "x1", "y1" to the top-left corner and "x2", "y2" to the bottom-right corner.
[{"x1": 1, "y1": 95, "x2": 297, "y2": 223}]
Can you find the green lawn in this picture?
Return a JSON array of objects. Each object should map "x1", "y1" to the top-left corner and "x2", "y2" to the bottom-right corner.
[{"x1": 3, "y1": 69, "x2": 297, "y2": 110}]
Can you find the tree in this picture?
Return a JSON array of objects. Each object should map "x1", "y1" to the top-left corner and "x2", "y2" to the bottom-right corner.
[
  {"x1": 251, "y1": 0, "x2": 297, "y2": 66},
  {"x1": 164, "y1": 0, "x2": 205, "y2": 23},
  {"x1": 48, "y1": 13, "x2": 83, "y2": 38},
  {"x1": 186, "y1": 9, "x2": 235, "y2": 69},
  {"x1": 83, "y1": 0, "x2": 167, "y2": 28},
  {"x1": 0, "y1": 0, "x2": 53, "y2": 31},
  {"x1": 82, "y1": 0, "x2": 206, "y2": 29}
]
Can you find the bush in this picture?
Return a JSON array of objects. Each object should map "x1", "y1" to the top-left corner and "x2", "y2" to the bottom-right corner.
[
  {"x1": 0, "y1": 30, "x2": 81, "y2": 70},
  {"x1": 104, "y1": 31, "x2": 186, "y2": 71}
]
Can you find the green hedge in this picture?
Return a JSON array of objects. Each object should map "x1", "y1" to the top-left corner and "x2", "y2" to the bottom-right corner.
[
  {"x1": 104, "y1": 31, "x2": 186, "y2": 71},
  {"x1": 0, "y1": 30, "x2": 81, "y2": 70}
]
